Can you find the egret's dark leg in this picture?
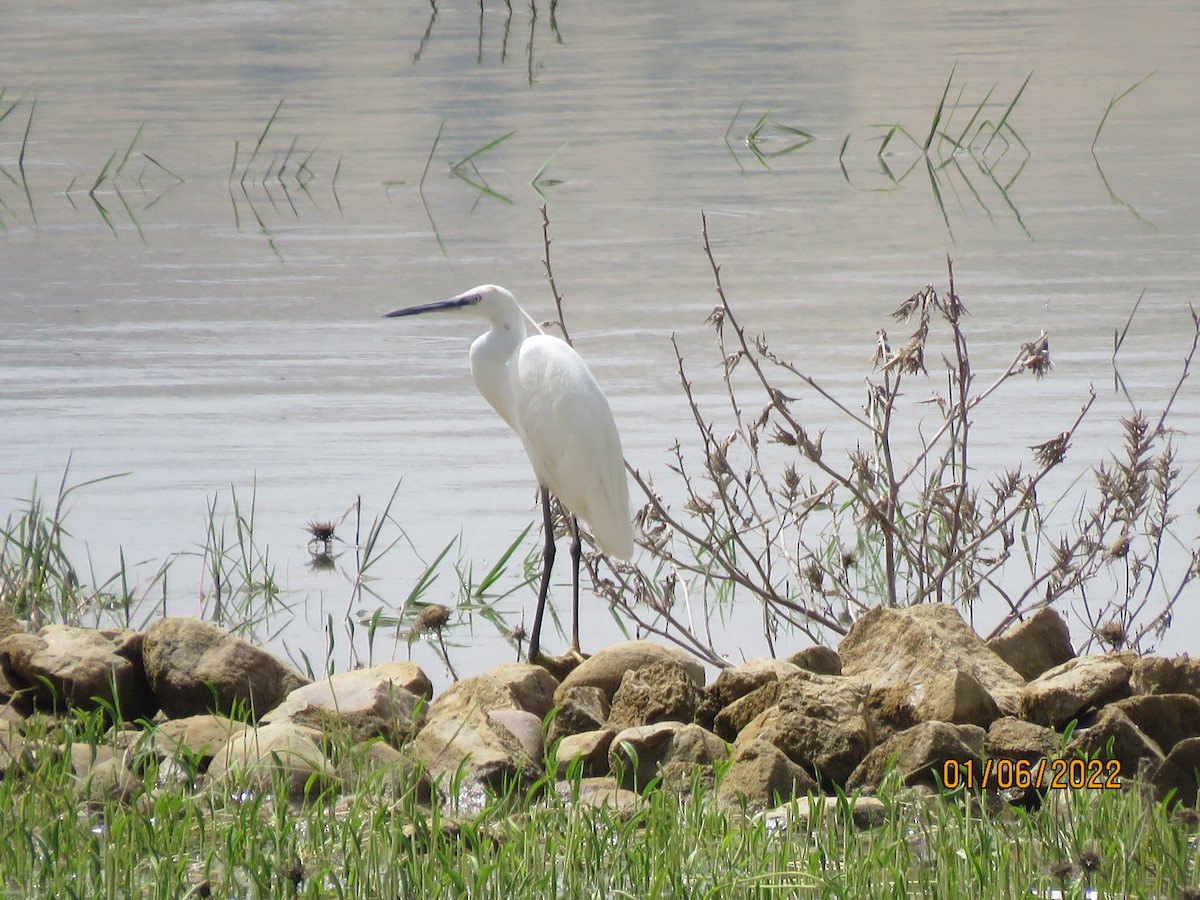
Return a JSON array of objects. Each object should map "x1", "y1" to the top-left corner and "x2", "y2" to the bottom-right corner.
[
  {"x1": 569, "y1": 516, "x2": 582, "y2": 652},
  {"x1": 528, "y1": 485, "x2": 555, "y2": 661}
]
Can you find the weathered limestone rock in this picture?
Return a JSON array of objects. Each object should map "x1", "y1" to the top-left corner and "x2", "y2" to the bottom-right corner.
[
  {"x1": 337, "y1": 740, "x2": 433, "y2": 803},
  {"x1": 559, "y1": 776, "x2": 642, "y2": 818},
  {"x1": 142, "y1": 618, "x2": 308, "y2": 720},
  {"x1": 75, "y1": 756, "x2": 142, "y2": 806},
  {"x1": 706, "y1": 658, "x2": 800, "y2": 710},
  {"x1": 487, "y1": 709, "x2": 545, "y2": 766},
  {"x1": 547, "y1": 685, "x2": 609, "y2": 746},
  {"x1": 786, "y1": 646, "x2": 842, "y2": 676},
  {"x1": 207, "y1": 720, "x2": 335, "y2": 801},
  {"x1": 986, "y1": 608, "x2": 1075, "y2": 681},
  {"x1": 847, "y1": 721, "x2": 981, "y2": 792},
  {"x1": 734, "y1": 671, "x2": 875, "y2": 787},
  {"x1": 608, "y1": 660, "x2": 702, "y2": 730},
  {"x1": 922, "y1": 668, "x2": 1003, "y2": 728},
  {"x1": 428, "y1": 663, "x2": 557, "y2": 727},
  {"x1": 713, "y1": 681, "x2": 783, "y2": 742},
  {"x1": 609, "y1": 721, "x2": 726, "y2": 792},
  {"x1": 838, "y1": 604, "x2": 1024, "y2": 717},
  {"x1": 1020, "y1": 655, "x2": 1132, "y2": 728},
  {"x1": 0, "y1": 625, "x2": 154, "y2": 718},
  {"x1": 985, "y1": 717, "x2": 1059, "y2": 765},
  {"x1": 1130, "y1": 656, "x2": 1200, "y2": 697},
  {"x1": 0, "y1": 729, "x2": 26, "y2": 776},
  {"x1": 151, "y1": 714, "x2": 253, "y2": 767},
  {"x1": 1064, "y1": 706, "x2": 1162, "y2": 777},
  {"x1": 410, "y1": 710, "x2": 541, "y2": 791},
  {"x1": 554, "y1": 641, "x2": 704, "y2": 705},
  {"x1": 716, "y1": 738, "x2": 819, "y2": 812},
  {"x1": 260, "y1": 663, "x2": 428, "y2": 746},
  {"x1": 1107, "y1": 694, "x2": 1200, "y2": 755},
  {"x1": 554, "y1": 729, "x2": 616, "y2": 779},
  {"x1": 1152, "y1": 737, "x2": 1200, "y2": 807}
]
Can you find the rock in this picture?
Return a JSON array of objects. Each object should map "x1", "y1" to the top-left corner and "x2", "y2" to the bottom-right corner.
[
  {"x1": 713, "y1": 681, "x2": 782, "y2": 742},
  {"x1": 608, "y1": 660, "x2": 702, "y2": 730},
  {"x1": 338, "y1": 741, "x2": 433, "y2": 803},
  {"x1": 75, "y1": 756, "x2": 142, "y2": 806},
  {"x1": 922, "y1": 668, "x2": 1003, "y2": 728},
  {"x1": 207, "y1": 720, "x2": 335, "y2": 802},
  {"x1": 554, "y1": 729, "x2": 616, "y2": 779},
  {"x1": 1130, "y1": 656, "x2": 1200, "y2": 697},
  {"x1": 734, "y1": 671, "x2": 875, "y2": 787},
  {"x1": 658, "y1": 723, "x2": 728, "y2": 791},
  {"x1": 865, "y1": 684, "x2": 920, "y2": 741},
  {"x1": 716, "y1": 738, "x2": 819, "y2": 812},
  {"x1": 848, "y1": 721, "x2": 982, "y2": 792},
  {"x1": 986, "y1": 608, "x2": 1075, "y2": 680},
  {"x1": 609, "y1": 721, "x2": 726, "y2": 792},
  {"x1": 487, "y1": 709, "x2": 545, "y2": 766},
  {"x1": 786, "y1": 646, "x2": 842, "y2": 676},
  {"x1": 554, "y1": 642, "x2": 704, "y2": 705},
  {"x1": 0, "y1": 625, "x2": 154, "y2": 719},
  {"x1": 609, "y1": 721, "x2": 683, "y2": 791},
  {"x1": 142, "y1": 618, "x2": 308, "y2": 720},
  {"x1": 429, "y1": 663, "x2": 558, "y2": 727},
  {"x1": 1107, "y1": 694, "x2": 1200, "y2": 755},
  {"x1": 1020, "y1": 655, "x2": 1132, "y2": 728},
  {"x1": 410, "y1": 711, "x2": 541, "y2": 792},
  {"x1": 758, "y1": 795, "x2": 887, "y2": 832},
  {"x1": 260, "y1": 664, "x2": 427, "y2": 746},
  {"x1": 547, "y1": 686, "x2": 609, "y2": 745},
  {"x1": 1152, "y1": 737, "x2": 1200, "y2": 807},
  {"x1": 151, "y1": 714, "x2": 252, "y2": 768},
  {"x1": 0, "y1": 604, "x2": 20, "y2": 642},
  {"x1": 1065, "y1": 706, "x2": 1162, "y2": 777},
  {"x1": 838, "y1": 604, "x2": 1024, "y2": 717},
  {"x1": 706, "y1": 658, "x2": 800, "y2": 710},
  {"x1": 985, "y1": 717, "x2": 1059, "y2": 765},
  {"x1": 558, "y1": 776, "x2": 642, "y2": 818},
  {"x1": 0, "y1": 729, "x2": 26, "y2": 776}
]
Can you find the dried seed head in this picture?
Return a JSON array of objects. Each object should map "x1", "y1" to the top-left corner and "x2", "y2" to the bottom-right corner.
[
  {"x1": 705, "y1": 305, "x2": 726, "y2": 330},
  {"x1": 1108, "y1": 531, "x2": 1131, "y2": 559},
  {"x1": 306, "y1": 520, "x2": 337, "y2": 543},
  {"x1": 1095, "y1": 620, "x2": 1128, "y2": 651},
  {"x1": 1048, "y1": 858, "x2": 1075, "y2": 882},
  {"x1": 417, "y1": 604, "x2": 452, "y2": 632},
  {"x1": 1077, "y1": 847, "x2": 1101, "y2": 873},
  {"x1": 1030, "y1": 432, "x2": 1071, "y2": 468}
]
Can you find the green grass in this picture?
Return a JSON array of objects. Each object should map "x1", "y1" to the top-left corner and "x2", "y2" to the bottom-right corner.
[{"x1": 1, "y1": 710, "x2": 1198, "y2": 898}]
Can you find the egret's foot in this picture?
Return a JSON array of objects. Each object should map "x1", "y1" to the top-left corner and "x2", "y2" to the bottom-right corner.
[{"x1": 529, "y1": 647, "x2": 587, "y2": 681}]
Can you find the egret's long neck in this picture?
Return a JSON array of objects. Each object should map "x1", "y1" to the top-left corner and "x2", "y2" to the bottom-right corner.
[{"x1": 468, "y1": 305, "x2": 527, "y2": 436}]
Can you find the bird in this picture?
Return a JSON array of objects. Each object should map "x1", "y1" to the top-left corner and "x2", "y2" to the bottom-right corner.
[{"x1": 384, "y1": 284, "x2": 633, "y2": 661}]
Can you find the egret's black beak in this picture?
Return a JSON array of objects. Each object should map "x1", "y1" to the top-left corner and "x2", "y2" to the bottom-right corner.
[{"x1": 384, "y1": 293, "x2": 480, "y2": 319}]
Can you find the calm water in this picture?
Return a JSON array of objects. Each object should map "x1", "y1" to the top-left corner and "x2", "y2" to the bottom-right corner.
[{"x1": 2, "y1": 1, "x2": 1198, "y2": 690}]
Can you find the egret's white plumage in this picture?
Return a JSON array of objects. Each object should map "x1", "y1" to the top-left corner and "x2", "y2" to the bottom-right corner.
[{"x1": 385, "y1": 284, "x2": 633, "y2": 658}]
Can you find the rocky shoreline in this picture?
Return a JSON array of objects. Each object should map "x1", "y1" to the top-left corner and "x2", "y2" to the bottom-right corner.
[{"x1": 2, "y1": 604, "x2": 1200, "y2": 823}]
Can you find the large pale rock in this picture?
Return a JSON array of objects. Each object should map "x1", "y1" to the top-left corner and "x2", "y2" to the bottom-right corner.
[
  {"x1": 260, "y1": 663, "x2": 428, "y2": 746},
  {"x1": 714, "y1": 681, "x2": 783, "y2": 741},
  {"x1": 1020, "y1": 655, "x2": 1131, "y2": 728},
  {"x1": 487, "y1": 709, "x2": 545, "y2": 766},
  {"x1": 554, "y1": 641, "x2": 704, "y2": 705},
  {"x1": 734, "y1": 671, "x2": 875, "y2": 787},
  {"x1": 207, "y1": 720, "x2": 335, "y2": 801},
  {"x1": 547, "y1": 686, "x2": 609, "y2": 746},
  {"x1": 608, "y1": 660, "x2": 702, "y2": 730},
  {"x1": 609, "y1": 721, "x2": 726, "y2": 792},
  {"x1": 707, "y1": 659, "x2": 802, "y2": 710},
  {"x1": 758, "y1": 795, "x2": 887, "y2": 832},
  {"x1": 1108, "y1": 694, "x2": 1200, "y2": 754},
  {"x1": 142, "y1": 618, "x2": 308, "y2": 720},
  {"x1": 152, "y1": 714, "x2": 251, "y2": 767},
  {"x1": 838, "y1": 604, "x2": 1025, "y2": 717},
  {"x1": 410, "y1": 711, "x2": 540, "y2": 791},
  {"x1": 428, "y1": 663, "x2": 558, "y2": 727},
  {"x1": 786, "y1": 646, "x2": 842, "y2": 676},
  {"x1": 985, "y1": 717, "x2": 1058, "y2": 765},
  {"x1": 558, "y1": 777, "x2": 642, "y2": 818},
  {"x1": 986, "y1": 608, "x2": 1075, "y2": 681},
  {"x1": 1064, "y1": 706, "x2": 1162, "y2": 777},
  {"x1": 554, "y1": 729, "x2": 616, "y2": 779},
  {"x1": 716, "y1": 738, "x2": 819, "y2": 812},
  {"x1": 1153, "y1": 737, "x2": 1200, "y2": 807},
  {"x1": 0, "y1": 625, "x2": 154, "y2": 718},
  {"x1": 1130, "y1": 656, "x2": 1200, "y2": 697},
  {"x1": 847, "y1": 721, "x2": 981, "y2": 792}
]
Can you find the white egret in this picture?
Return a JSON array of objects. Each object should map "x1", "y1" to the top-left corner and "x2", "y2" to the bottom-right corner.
[{"x1": 384, "y1": 284, "x2": 633, "y2": 660}]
